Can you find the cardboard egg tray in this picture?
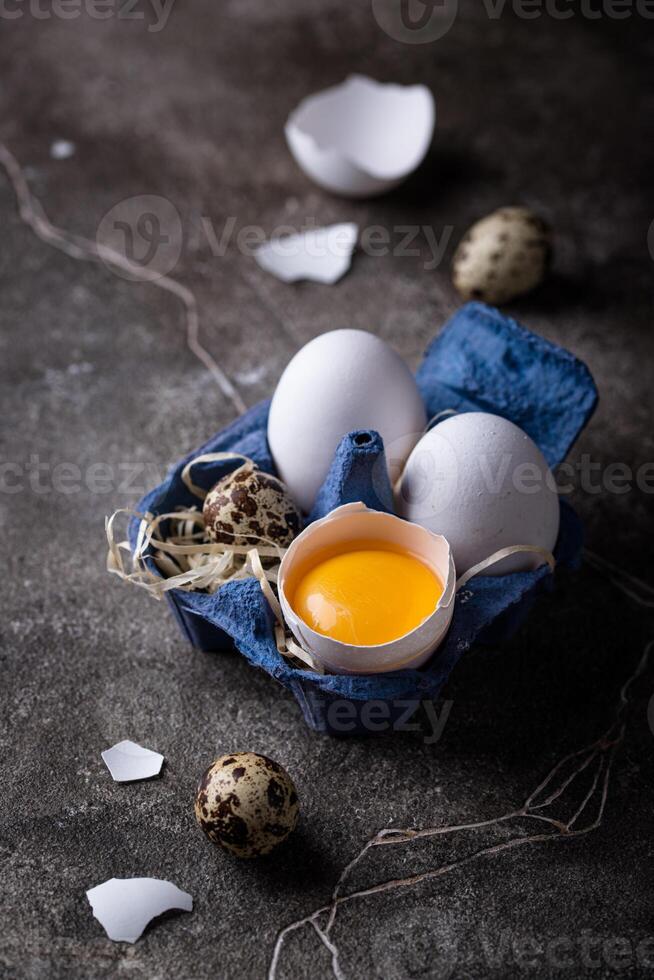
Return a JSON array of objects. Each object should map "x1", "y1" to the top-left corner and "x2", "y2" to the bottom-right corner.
[{"x1": 131, "y1": 302, "x2": 598, "y2": 735}]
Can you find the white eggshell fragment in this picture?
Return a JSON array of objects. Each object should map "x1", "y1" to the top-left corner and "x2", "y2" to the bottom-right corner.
[
  {"x1": 101, "y1": 740, "x2": 164, "y2": 783},
  {"x1": 50, "y1": 139, "x2": 76, "y2": 160},
  {"x1": 279, "y1": 502, "x2": 456, "y2": 675},
  {"x1": 452, "y1": 207, "x2": 551, "y2": 305},
  {"x1": 268, "y1": 330, "x2": 427, "y2": 513},
  {"x1": 86, "y1": 877, "x2": 193, "y2": 943},
  {"x1": 254, "y1": 223, "x2": 358, "y2": 284},
  {"x1": 398, "y1": 413, "x2": 560, "y2": 576},
  {"x1": 285, "y1": 74, "x2": 435, "y2": 198}
]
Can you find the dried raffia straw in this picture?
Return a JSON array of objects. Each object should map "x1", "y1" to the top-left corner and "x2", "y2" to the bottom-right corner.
[
  {"x1": 105, "y1": 452, "x2": 324, "y2": 673},
  {"x1": 179, "y1": 451, "x2": 254, "y2": 500},
  {"x1": 455, "y1": 544, "x2": 555, "y2": 591},
  {"x1": 0, "y1": 141, "x2": 247, "y2": 416},
  {"x1": 247, "y1": 547, "x2": 324, "y2": 674}
]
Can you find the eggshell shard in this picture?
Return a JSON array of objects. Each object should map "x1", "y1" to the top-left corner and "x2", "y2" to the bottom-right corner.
[
  {"x1": 398, "y1": 412, "x2": 560, "y2": 576},
  {"x1": 285, "y1": 74, "x2": 435, "y2": 198},
  {"x1": 268, "y1": 329, "x2": 427, "y2": 514},
  {"x1": 254, "y1": 222, "x2": 358, "y2": 284},
  {"x1": 202, "y1": 468, "x2": 301, "y2": 548},
  {"x1": 194, "y1": 753, "x2": 299, "y2": 858},
  {"x1": 86, "y1": 877, "x2": 193, "y2": 944},
  {"x1": 452, "y1": 207, "x2": 551, "y2": 305},
  {"x1": 101, "y1": 740, "x2": 164, "y2": 783},
  {"x1": 279, "y1": 502, "x2": 456, "y2": 675}
]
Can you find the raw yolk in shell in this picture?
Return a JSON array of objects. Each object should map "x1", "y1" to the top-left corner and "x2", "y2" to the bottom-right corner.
[{"x1": 290, "y1": 547, "x2": 443, "y2": 646}]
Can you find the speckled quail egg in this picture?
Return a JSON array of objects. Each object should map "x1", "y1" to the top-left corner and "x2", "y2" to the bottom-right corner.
[
  {"x1": 452, "y1": 206, "x2": 551, "y2": 305},
  {"x1": 202, "y1": 467, "x2": 301, "y2": 549},
  {"x1": 194, "y1": 752, "x2": 299, "y2": 858}
]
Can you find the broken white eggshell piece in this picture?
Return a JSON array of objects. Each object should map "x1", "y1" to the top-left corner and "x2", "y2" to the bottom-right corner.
[
  {"x1": 254, "y1": 222, "x2": 358, "y2": 284},
  {"x1": 86, "y1": 877, "x2": 193, "y2": 943},
  {"x1": 101, "y1": 740, "x2": 164, "y2": 783},
  {"x1": 285, "y1": 75, "x2": 435, "y2": 198},
  {"x1": 279, "y1": 502, "x2": 455, "y2": 675}
]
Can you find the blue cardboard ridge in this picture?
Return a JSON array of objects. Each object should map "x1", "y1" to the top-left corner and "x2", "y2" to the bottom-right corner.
[
  {"x1": 308, "y1": 429, "x2": 394, "y2": 522},
  {"x1": 416, "y1": 302, "x2": 598, "y2": 468}
]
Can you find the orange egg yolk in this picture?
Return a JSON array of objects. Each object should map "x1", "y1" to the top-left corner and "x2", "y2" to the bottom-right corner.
[{"x1": 290, "y1": 547, "x2": 443, "y2": 646}]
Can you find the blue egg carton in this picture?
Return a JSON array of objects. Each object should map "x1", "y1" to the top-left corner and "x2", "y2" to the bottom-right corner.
[{"x1": 131, "y1": 303, "x2": 597, "y2": 736}]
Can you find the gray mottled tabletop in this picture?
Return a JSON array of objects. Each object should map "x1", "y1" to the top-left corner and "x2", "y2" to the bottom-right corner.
[{"x1": 1, "y1": 2, "x2": 653, "y2": 978}]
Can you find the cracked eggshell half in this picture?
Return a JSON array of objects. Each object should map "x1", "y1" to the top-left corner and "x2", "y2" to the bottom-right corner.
[
  {"x1": 285, "y1": 74, "x2": 435, "y2": 198},
  {"x1": 278, "y1": 503, "x2": 455, "y2": 675}
]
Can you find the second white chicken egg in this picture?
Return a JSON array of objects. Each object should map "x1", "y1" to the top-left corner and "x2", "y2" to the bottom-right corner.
[{"x1": 398, "y1": 412, "x2": 560, "y2": 575}]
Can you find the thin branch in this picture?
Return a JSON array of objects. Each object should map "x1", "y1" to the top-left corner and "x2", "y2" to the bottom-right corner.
[{"x1": 0, "y1": 142, "x2": 246, "y2": 416}]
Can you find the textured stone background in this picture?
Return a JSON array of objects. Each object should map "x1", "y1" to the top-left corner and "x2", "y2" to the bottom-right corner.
[{"x1": 1, "y1": 2, "x2": 653, "y2": 978}]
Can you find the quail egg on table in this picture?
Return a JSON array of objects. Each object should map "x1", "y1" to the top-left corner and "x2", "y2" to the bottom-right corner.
[
  {"x1": 203, "y1": 468, "x2": 301, "y2": 548},
  {"x1": 194, "y1": 752, "x2": 299, "y2": 858},
  {"x1": 452, "y1": 206, "x2": 551, "y2": 305}
]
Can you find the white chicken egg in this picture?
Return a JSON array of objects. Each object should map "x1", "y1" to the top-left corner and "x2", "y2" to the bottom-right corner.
[
  {"x1": 398, "y1": 412, "x2": 560, "y2": 576},
  {"x1": 268, "y1": 330, "x2": 427, "y2": 513}
]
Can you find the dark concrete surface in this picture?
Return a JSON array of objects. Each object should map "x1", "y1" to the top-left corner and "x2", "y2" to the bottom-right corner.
[{"x1": 1, "y1": 2, "x2": 653, "y2": 978}]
